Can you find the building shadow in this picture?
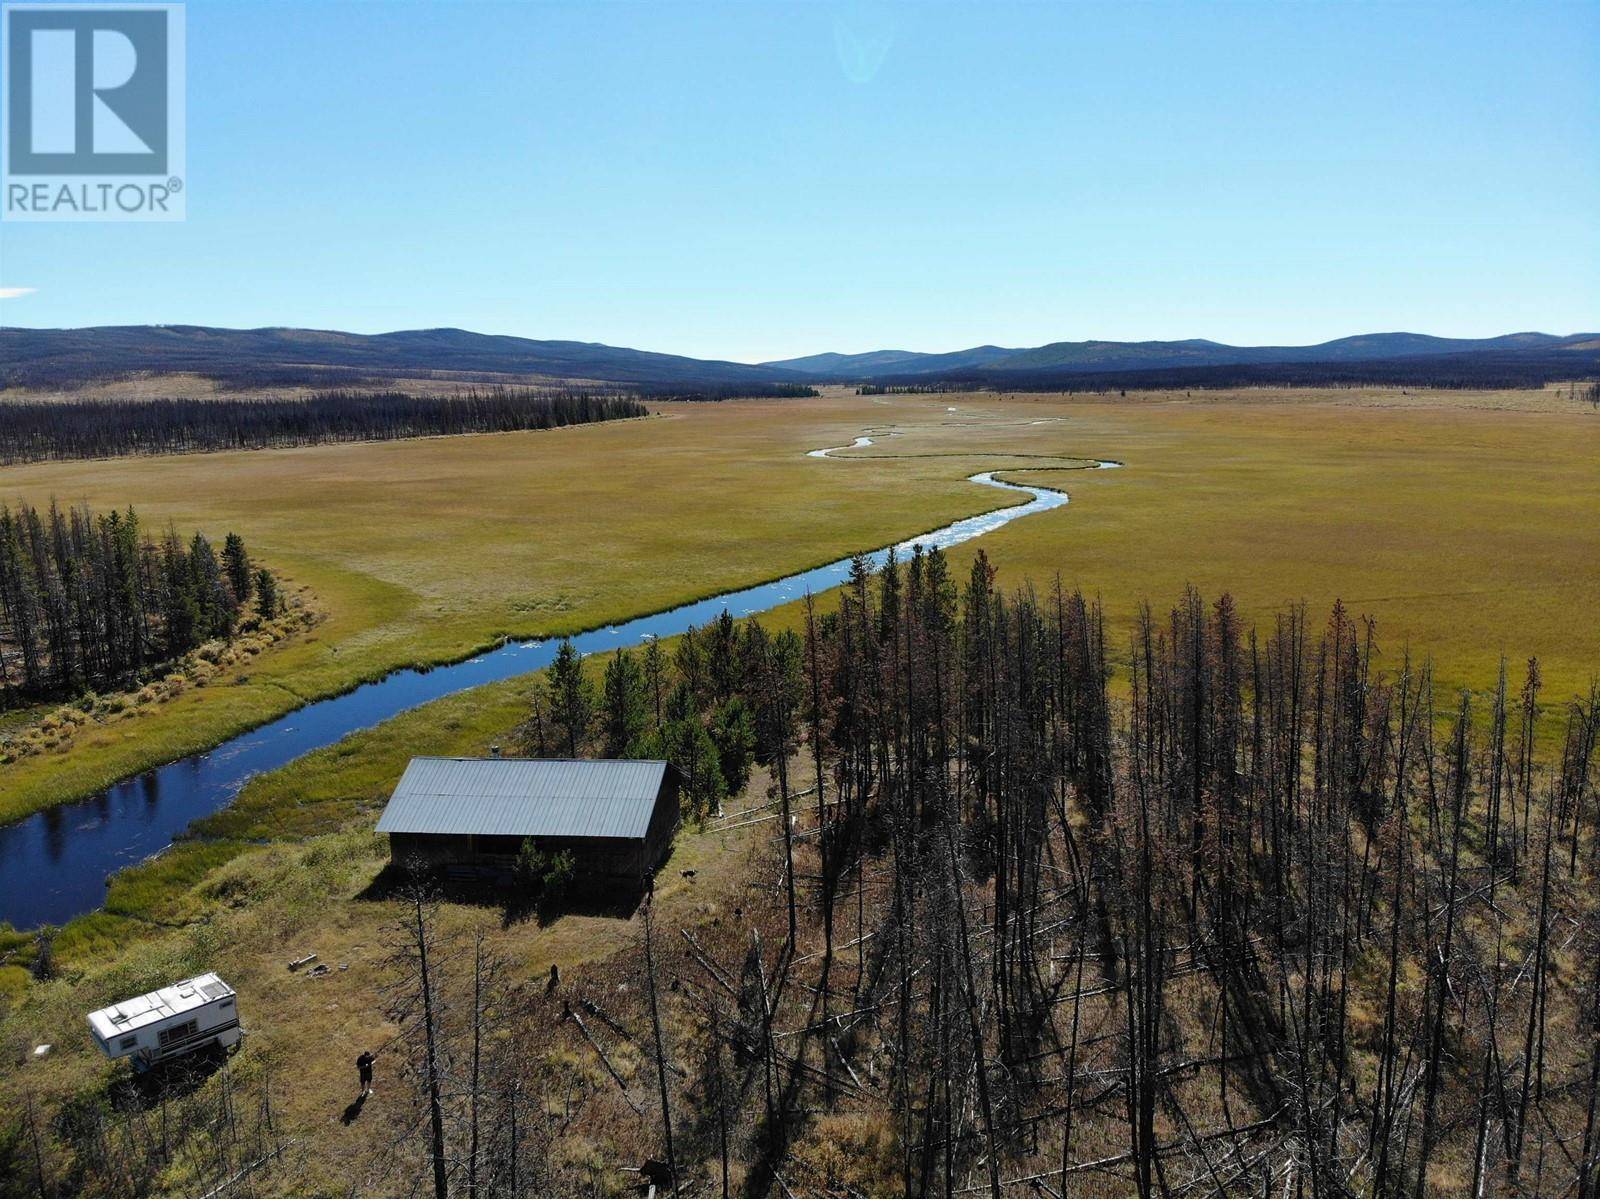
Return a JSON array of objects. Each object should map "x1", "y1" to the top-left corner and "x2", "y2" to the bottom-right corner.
[
  {"x1": 358, "y1": 861, "x2": 645, "y2": 928},
  {"x1": 354, "y1": 860, "x2": 415, "y2": 902},
  {"x1": 502, "y1": 880, "x2": 647, "y2": 929}
]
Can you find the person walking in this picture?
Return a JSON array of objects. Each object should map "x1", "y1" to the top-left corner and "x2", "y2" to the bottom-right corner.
[{"x1": 356, "y1": 1049, "x2": 375, "y2": 1097}]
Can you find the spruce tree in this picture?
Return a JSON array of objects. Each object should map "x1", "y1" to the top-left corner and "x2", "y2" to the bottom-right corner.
[
  {"x1": 253, "y1": 568, "x2": 279, "y2": 619},
  {"x1": 546, "y1": 638, "x2": 595, "y2": 756},
  {"x1": 221, "y1": 532, "x2": 252, "y2": 604},
  {"x1": 712, "y1": 695, "x2": 757, "y2": 794},
  {"x1": 602, "y1": 647, "x2": 650, "y2": 756}
]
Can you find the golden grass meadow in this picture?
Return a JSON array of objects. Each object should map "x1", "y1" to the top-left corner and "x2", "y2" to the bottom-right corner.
[
  {"x1": 2, "y1": 383, "x2": 1596, "y2": 821},
  {"x1": 2, "y1": 384, "x2": 1598, "y2": 1194}
]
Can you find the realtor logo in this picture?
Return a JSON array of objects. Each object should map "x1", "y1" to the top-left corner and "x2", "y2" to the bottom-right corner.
[{"x1": 2, "y1": 3, "x2": 185, "y2": 220}]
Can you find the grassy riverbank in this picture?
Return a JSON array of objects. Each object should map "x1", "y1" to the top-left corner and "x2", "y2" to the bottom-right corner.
[
  {"x1": 0, "y1": 399, "x2": 1011, "y2": 821},
  {"x1": 2, "y1": 384, "x2": 1596, "y2": 826}
]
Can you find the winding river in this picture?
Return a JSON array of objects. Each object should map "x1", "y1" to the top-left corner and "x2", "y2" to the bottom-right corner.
[{"x1": 0, "y1": 443, "x2": 1117, "y2": 930}]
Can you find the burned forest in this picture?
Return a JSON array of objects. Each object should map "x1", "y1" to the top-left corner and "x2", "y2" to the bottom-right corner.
[
  {"x1": 0, "y1": 390, "x2": 649, "y2": 464},
  {"x1": 304, "y1": 546, "x2": 1600, "y2": 1198}
]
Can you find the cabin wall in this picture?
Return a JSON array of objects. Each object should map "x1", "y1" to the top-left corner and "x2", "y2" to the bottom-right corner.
[
  {"x1": 389, "y1": 831, "x2": 645, "y2": 881},
  {"x1": 642, "y1": 774, "x2": 681, "y2": 874}
]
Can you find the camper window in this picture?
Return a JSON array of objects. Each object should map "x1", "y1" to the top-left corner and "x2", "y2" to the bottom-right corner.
[
  {"x1": 158, "y1": 1019, "x2": 199, "y2": 1048},
  {"x1": 119, "y1": 1035, "x2": 138, "y2": 1051}
]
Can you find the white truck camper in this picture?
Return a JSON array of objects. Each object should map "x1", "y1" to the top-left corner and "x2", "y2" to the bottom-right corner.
[{"x1": 87, "y1": 973, "x2": 244, "y2": 1070}]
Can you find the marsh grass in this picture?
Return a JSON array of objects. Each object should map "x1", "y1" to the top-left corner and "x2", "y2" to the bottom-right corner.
[
  {"x1": 3, "y1": 386, "x2": 1595, "y2": 819},
  {"x1": 103, "y1": 842, "x2": 254, "y2": 926}
]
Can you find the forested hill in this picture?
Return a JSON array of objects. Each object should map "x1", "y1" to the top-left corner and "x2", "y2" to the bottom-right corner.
[
  {"x1": 0, "y1": 325, "x2": 816, "y2": 391},
  {"x1": 5, "y1": 324, "x2": 1597, "y2": 392},
  {"x1": 765, "y1": 331, "x2": 1600, "y2": 378}
]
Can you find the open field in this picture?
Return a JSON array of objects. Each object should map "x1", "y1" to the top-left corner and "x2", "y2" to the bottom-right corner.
[
  {"x1": 1, "y1": 383, "x2": 1598, "y2": 1194},
  {"x1": 0, "y1": 397, "x2": 1001, "y2": 820},
  {"x1": 810, "y1": 385, "x2": 1600, "y2": 707},
  {"x1": 2, "y1": 383, "x2": 1597, "y2": 821}
]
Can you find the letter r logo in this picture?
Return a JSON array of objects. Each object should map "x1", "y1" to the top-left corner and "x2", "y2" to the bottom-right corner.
[{"x1": 6, "y1": 6, "x2": 169, "y2": 174}]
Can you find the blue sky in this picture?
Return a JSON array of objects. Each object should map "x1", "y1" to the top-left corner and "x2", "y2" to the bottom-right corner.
[{"x1": 1, "y1": 0, "x2": 1596, "y2": 362}]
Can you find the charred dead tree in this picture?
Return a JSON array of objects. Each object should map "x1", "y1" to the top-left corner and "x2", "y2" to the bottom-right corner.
[
  {"x1": 484, "y1": 561, "x2": 1600, "y2": 1199},
  {"x1": 384, "y1": 878, "x2": 453, "y2": 1199}
]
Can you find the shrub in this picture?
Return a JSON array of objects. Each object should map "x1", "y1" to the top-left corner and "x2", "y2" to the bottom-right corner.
[
  {"x1": 515, "y1": 839, "x2": 576, "y2": 901},
  {"x1": 514, "y1": 837, "x2": 547, "y2": 892},
  {"x1": 541, "y1": 849, "x2": 576, "y2": 902},
  {"x1": 29, "y1": 932, "x2": 55, "y2": 981}
]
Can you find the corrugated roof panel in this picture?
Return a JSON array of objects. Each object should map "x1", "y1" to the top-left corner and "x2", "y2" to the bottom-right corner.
[{"x1": 375, "y1": 757, "x2": 669, "y2": 840}]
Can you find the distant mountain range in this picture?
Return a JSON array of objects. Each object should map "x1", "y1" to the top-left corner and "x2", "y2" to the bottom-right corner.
[
  {"x1": 763, "y1": 332, "x2": 1600, "y2": 378},
  {"x1": 2, "y1": 324, "x2": 1596, "y2": 392},
  {"x1": 760, "y1": 346, "x2": 1018, "y2": 376},
  {"x1": 0, "y1": 324, "x2": 813, "y2": 390}
]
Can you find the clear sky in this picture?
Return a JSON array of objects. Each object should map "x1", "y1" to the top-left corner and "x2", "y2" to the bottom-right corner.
[{"x1": 1, "y1": 0, "x2": 1596, "y2": 362}]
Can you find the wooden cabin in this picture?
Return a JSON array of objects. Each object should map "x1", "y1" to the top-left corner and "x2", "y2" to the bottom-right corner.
[{"x1": 375, "y1": 756, "x2": 680, "y2": 883}]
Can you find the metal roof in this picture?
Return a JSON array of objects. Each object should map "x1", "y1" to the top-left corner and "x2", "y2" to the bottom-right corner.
[
  {"x1": 376, "y1": 757, "x2": 670, "y2": 841},
  {"x1": 87, "y1": 973, "x2": 235, "y2": 1039}
]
